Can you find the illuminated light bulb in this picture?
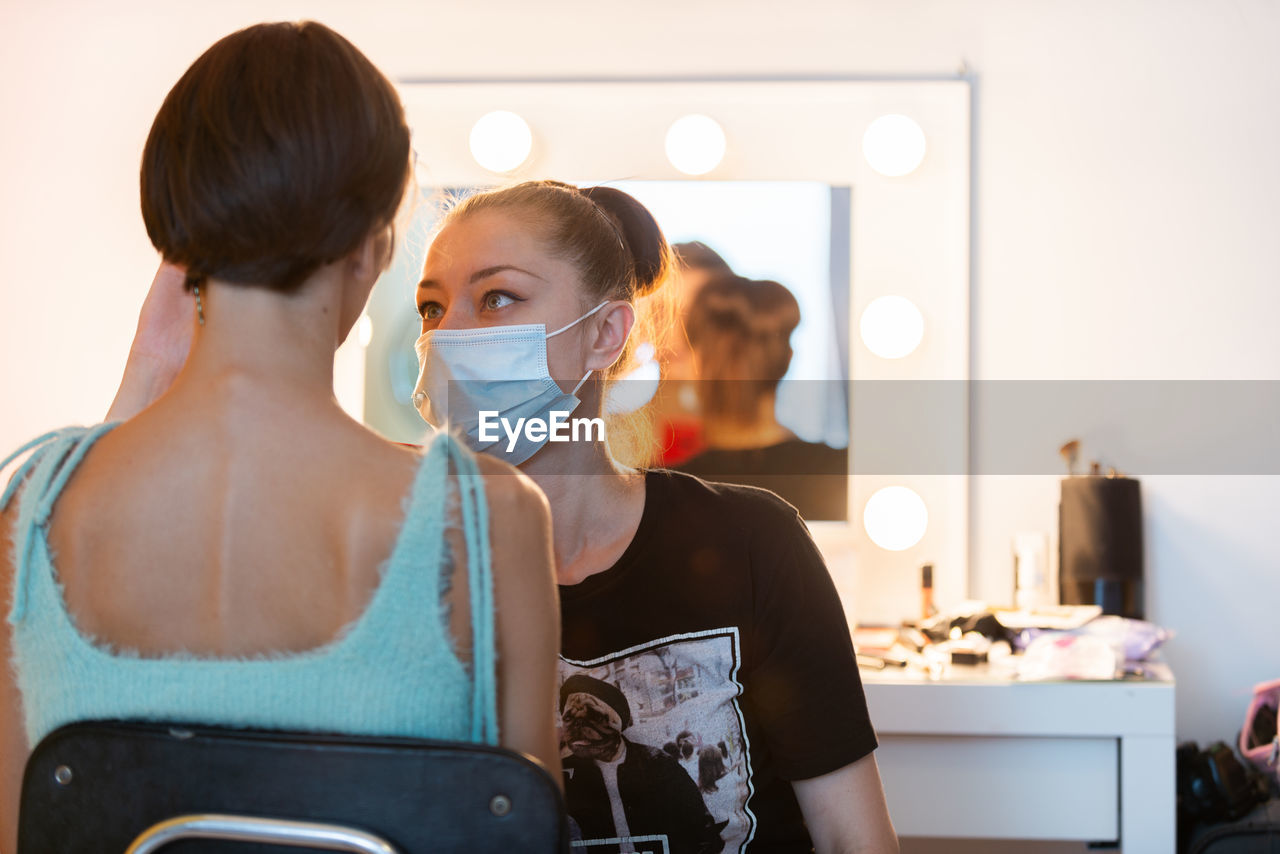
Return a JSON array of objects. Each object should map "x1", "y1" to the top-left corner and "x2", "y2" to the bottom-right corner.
[
  {"x1": 862, "y1": 114, "x2": 927, "y2": 177},
  {"x1": 863, "y1": 486, "x2": 929, "y2": 551},
  {"x1": 356, "y1": 315, "x2": 374, "y2": 348},
  {"x1": 665, "y1": 114, "x2": 726, "y2": 176},
  {"x1": 860, "y1": 295, "x2": 924, "y2": 359},
  {"x1": 469, "y1": 111, "x2": 533, "y2": 173}
]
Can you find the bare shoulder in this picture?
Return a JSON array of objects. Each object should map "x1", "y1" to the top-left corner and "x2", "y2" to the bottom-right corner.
[
  {"x1": 0, "y1": 486, "x2": 17, "y2": 603},
  {"x1": 470, "y1": 454, "x2": 555, "y2": 594},
  {"x1": 0, "y1": 459, "x2": 32, "y2": 600},
  {"x1": 470, "y1": 456, "x2": 560, "y2": 773},
  {"x1": 472, "y1": 454, "x2": 551, "y2": 521},
  {"x1": 0, "y1": 486, "x2": 23, "y2": 854},
  {"x1": 339, "y1": 426, "x2": 434, "y2": 494}
]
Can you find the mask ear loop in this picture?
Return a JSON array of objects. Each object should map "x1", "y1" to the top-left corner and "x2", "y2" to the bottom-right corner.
[
  {"x1": 546, "y1": 300, "x2": 610, "y2": 338},
  {"x1": 549, "y1": 301, "x2": 611, "y2": 397}
]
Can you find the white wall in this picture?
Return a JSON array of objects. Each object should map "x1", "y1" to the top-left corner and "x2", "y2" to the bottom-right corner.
[{"x1": 3, "y1": 0, "x2": 1277, "y2": 787}]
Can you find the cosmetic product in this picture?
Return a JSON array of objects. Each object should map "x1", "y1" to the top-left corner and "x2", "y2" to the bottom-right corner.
[
  {"x1": 1013, "y1": 532, "x2": 1052, "y2": 610},
  {"x1": 1059, "y1": 439, "x2": 1080, "y2": 475},
  {"x1": 920, "y1": 563, "x2": 937, "y2": 621}
]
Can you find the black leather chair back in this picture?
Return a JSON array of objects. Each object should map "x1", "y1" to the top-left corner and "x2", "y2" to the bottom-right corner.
[{"x1": 19, "y1": 720, "x2": 570, "y2": 853}]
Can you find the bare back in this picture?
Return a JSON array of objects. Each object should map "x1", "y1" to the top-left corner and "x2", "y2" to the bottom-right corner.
[{"x1": 47, "y1": 392, "x2": 427, "y2": 660}]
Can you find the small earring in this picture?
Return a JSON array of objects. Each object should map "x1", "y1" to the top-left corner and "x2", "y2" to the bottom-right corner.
[{"x1": 194, "y1": 282, "x2": 205, "y2": 326}]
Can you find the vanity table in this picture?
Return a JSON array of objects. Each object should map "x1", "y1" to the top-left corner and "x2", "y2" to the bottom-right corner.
[{"x1": 861, "y1": 662, "x2": 1175, "y2": 852}]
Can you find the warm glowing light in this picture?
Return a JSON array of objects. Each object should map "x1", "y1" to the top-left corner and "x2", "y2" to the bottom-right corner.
[
  {"x1": 606, "y1": 342, "x2": 660, "y2": 415},
  {"x1": 863, "y1": 486, "x2": 929, "y2": 551},
  {"x1": 355, "y1": 315, "x2": 374, "y2": 348},
  {"x1": 862, "y1": 114, "x2": 927, "y2": 177},
  {"x1": 860, "y1": 295, "x2": 924, "y2": 359},
  {"x1": 469, "y1": 111, "x2": 533, "y2": 173},
  {"x1": 665, "y1": 114, "x2": 727, "y2": 176}
]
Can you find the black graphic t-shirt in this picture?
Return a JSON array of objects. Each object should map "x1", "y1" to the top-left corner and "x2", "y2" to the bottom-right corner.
[{"x1": 558, "y1": 470, "x2": 877, "y2": 854}]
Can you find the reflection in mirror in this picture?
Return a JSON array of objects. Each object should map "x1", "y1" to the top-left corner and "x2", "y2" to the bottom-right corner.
[
  {"x1": 387, "y1": 77, "x2": 972, "y2": 622},
  {"x1": 614, "y1": 181, "x2": 850, "y2": 520},
  {"x1": 361, "y1": 181, "x2": 852, "y2": 520}
]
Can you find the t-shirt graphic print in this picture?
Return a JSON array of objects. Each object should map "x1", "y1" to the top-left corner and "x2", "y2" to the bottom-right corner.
[{"x1": 559, "y1": 628, "x2": 753, "y2": 854}]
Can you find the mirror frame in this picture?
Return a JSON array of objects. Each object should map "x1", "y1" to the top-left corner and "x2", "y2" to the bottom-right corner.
[{"x1": 371, "y1": 76, "x2": 972, "y2": 625}]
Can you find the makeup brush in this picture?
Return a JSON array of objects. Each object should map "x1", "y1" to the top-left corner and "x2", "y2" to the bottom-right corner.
[{"x1": 1059, "y1": 439, "x2": 1081, "y2": 476}]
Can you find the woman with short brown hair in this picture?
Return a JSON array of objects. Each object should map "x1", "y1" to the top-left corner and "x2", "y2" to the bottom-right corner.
[{"x1": 0, "y1": 23, "x2": 560, "y2": 849}]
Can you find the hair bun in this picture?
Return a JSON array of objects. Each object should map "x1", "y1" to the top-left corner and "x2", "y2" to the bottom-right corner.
[
  {"x1": 688, "y1": 275, "x2": 801, "y2": 388},
  {"x1": 580, "y1": 186, "x2": 672, "y2": 298}
]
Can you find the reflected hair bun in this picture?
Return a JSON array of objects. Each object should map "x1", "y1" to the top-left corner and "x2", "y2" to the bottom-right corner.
[{"x1": 687, "y1": 275, "x2": 801, "y2": 386}]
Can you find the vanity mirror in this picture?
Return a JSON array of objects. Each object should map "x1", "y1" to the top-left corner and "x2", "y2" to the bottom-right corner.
[{"x1": 339, "y1": 78, "x2": 971, "y2": 625}]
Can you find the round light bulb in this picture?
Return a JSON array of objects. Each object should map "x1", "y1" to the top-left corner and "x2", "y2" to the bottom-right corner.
[
  {"x1": 862, "y1": 114, "x2": 927, "y2": 177},
  {"x1": 665, "y1": 114, "x2": 726, "y2": 176},
  {"x1": 469, "y1": 111, "x2": 533, "y2": 174},
  {"x1": 863, "y1": 486, "x2": 929, "y2": 551},
  {"x1": 860, "y1": 295, "x2": 924, "y2": 359}
]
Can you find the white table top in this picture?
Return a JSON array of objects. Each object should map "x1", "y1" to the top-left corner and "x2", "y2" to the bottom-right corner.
[
  {"x1": 860, "y1": 660, "x2": 1175, "y2": 738},
  {"x1": 859, "y1": 658, "x2": 1173, "y2": 685}
]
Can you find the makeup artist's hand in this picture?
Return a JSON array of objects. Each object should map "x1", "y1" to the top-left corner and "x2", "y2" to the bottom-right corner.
[{"x1": 105, "y1": 262, "x2": 195, "y2": 422}]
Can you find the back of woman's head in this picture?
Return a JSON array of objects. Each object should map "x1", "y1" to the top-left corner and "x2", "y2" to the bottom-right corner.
[
  {"x1": 673, "y1": 241, "x2": 733, "y2": 277},
  {"x1": 686, "y1": 276, "x2": 801, "y2": 420},
  {"x1": 141, "y1": 21, "x2": 411, "y2": 291}
]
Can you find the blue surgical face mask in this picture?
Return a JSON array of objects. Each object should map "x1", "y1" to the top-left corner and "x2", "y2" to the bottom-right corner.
[{"x1": 411, "y1": 301, "x2": 609, "y2": 465}]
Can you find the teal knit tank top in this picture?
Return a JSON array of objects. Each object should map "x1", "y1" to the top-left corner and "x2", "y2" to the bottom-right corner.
[{"x1": 1, "y1": 423, "x2": 497, "y2": 749}]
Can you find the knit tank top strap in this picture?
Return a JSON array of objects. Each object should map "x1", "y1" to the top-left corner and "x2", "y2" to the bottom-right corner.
[
  {"x1": 2, "y1": 423, "x2": 120, "y2": 625},
  {"x1": 437, "y1": 430, "x2": 498, "y2": 745}
]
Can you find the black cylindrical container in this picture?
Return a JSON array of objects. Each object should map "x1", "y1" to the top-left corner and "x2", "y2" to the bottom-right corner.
[{"x1": 1058, "y1": 476, "x2": 1144, "y2": 619}]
